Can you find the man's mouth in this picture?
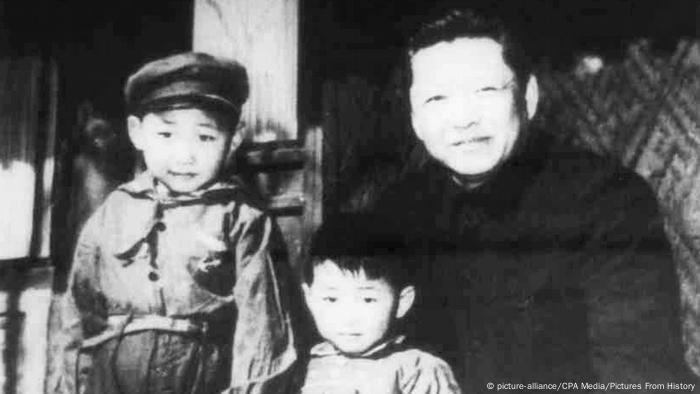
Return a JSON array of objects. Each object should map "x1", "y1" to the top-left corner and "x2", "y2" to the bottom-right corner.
[
  {"x1": 453, "y1": 136, "x2": 492, "y2": 147},
  {"x1": 168, "y1": 171, "x2": 196, "y2": 177}
]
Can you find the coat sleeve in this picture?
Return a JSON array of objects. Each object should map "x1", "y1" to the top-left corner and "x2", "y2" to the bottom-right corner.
[
  {"x1": 47, "y1": 212, "x2": 105, "y2": 394},
  {"x1": 227, "y1": 208, "x2": 297, "y2": 393},
  {"x1": 578, "y1": 169, "x2": 692, "y2": 381}
]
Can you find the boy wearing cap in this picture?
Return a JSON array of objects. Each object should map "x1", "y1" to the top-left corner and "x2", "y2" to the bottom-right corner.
[{"x1": 51, "y1": 52, "x2": 296, "y2": 394}]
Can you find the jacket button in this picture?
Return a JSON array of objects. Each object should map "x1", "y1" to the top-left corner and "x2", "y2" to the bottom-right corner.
[
  {"x1": 155, "y1": 222, "x2": 166, "y2": 232},
  {"x1": 148, "y1": 271, "x2": 160, "y2": 281}
]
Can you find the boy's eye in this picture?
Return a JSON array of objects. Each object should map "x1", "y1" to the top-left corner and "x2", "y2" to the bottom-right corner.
[
  {"x1": 322, "y1": 296, "x2": 337, "y2": 303},
  {"x1": 362, "y1": 297, "x2": 377, "y2": 303},
  {"x1": 157, "y1": 131, "x2": 172, "y2": 139},
  {"x1": 199, "y1": 134, "x2": 217, "y2": 142}
]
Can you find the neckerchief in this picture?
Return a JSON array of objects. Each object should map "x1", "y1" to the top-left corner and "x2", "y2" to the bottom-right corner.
[
  {"x1": 310, "y1": 335, "x2": 406, "y2": 360},
  {"x1": 112, "y1": 172, "x2": 245, "y2": 261}
]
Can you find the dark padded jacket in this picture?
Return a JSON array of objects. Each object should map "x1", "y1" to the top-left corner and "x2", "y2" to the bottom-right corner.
[{"x1": 369, "y1": 131, "x2": 693, "y2": 392}]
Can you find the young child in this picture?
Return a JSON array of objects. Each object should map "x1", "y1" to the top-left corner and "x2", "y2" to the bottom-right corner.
[
  {"x1": 51, "y1": 52, "x2": 296, "y2": 394},
  {"x1": 299, "y1": 218, "x2": 462, "y2": 393}
]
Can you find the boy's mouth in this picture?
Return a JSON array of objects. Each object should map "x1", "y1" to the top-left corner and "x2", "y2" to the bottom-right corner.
[{"x1": 337, "y1": 332, "x2": 363, "y2": 338}]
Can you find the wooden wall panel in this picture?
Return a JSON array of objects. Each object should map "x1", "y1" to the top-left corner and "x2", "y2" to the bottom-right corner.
[{"x1": 193, "y1": 0, "x2": 299, "y2": 141}]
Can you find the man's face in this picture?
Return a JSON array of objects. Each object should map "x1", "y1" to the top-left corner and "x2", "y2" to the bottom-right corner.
[
  {"x1": 303, "y1": 260, "x2": 404, "y2": 355},
  {"x1": 128, "y1": 108, "x2": 232, "y2": 194},
  {"x1": 410, "y1": 37, "x2": 535, "y2": 178}
]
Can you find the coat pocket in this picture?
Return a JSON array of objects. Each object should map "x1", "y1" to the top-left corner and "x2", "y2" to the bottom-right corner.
[{"x1": 187, "y1": 250, "x2": 236, "y2": 297}]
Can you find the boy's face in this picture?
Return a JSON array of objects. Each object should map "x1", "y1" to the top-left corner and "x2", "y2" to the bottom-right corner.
[
  {"x1": 303, "y1": 260, "x2": 414, "y2": 355},
  {"x1": 128, "y1": 108, "x2": 233, "y2": 194}
]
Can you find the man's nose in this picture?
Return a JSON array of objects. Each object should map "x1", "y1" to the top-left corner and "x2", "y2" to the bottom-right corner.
[{"x1": 447, "y1": 92, "x2": 482, "y2": 126}]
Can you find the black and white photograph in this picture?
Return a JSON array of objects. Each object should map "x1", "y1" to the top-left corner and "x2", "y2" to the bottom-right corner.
[{"x1": 0, "y1": 0, "x2": 699, "y2": 393}]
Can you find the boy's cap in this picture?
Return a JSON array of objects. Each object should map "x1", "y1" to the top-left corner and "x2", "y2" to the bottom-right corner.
[{"x1": 124, "y1": 52, "x2": 249, "y2": 114}]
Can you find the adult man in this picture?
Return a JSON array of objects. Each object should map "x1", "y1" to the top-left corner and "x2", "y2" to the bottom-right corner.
[{"x1": 370, "y1": 9, "x2": 692, "y2": 392}]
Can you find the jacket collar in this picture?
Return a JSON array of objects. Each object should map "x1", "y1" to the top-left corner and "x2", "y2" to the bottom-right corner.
[
  {"x1": 310, "y1": 335, "x2": 406, "y2": 359},
  {"x1": 118, "y1": 171, "x2": 243, "y2": 204},
  {"x1": 111, "y1": 171, "x2": 245, "y2": 260}
]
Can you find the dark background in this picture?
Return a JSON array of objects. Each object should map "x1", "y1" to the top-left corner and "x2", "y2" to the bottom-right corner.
[
  {"x1": 0, "y1": 0, "x2": 697, "y2": 119},
  {"x1": 0, "y1": 0, "x2": 193, "y2": 119},
  {"x1": 305, "y1": 0, "x2": 698, "y2": 78},
  {"x1": 0, "y1": 1, "x2": 697, "y2": 266}
]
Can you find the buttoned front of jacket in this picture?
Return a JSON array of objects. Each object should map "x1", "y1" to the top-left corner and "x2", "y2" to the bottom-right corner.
[{"x1": 51, "y1": 173, "x2": 296, "y2": 394}]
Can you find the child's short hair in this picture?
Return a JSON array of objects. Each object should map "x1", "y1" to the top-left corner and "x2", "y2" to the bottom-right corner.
[
  {"x1": 124, "y1": 52, "x2": 249, "y2": 126},
  {"x1": 304, "y1": 214, "x2": 416, "y2": 291}
]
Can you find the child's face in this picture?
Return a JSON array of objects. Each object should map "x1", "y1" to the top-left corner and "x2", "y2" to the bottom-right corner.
[
  {"x1": 303, "y1": 260, "x2": 414, "y2": 355},
  {"x1": 128, "y1": 108, "x2": 233, "y2": 194}
]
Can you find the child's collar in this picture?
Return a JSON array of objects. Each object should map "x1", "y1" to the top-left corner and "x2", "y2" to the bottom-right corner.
[
  {"x1": 119, "y1": 171, "x2": 243, "y2": 203},
  {"x1": 310, "y1": 335, "x2": 406, "y2": 359},
  {"x1": 111, "y1": 171, "x2": 251, "y2": 261}
]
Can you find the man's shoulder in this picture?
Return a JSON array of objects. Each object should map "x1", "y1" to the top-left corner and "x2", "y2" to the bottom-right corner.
[
  {"x1": 541, "y1": 142, "x2": 655, "y2": 201},
  {"x1": 533, "y1": 142, "x2": 666, "y2": 245},
  {"x1": 545, "y1": 143, "x2": 624, "y2": 177}
]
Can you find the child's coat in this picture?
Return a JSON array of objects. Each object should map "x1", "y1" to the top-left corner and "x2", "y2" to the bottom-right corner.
[
  {"x1": 301, "y1": 336, "x2": 461, "y2": 394},
  {"x1": 52, "y1": 172, "x2": 296, "y2": 394}
]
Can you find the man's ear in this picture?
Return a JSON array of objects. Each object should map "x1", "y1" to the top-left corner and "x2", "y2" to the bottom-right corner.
[
  {"x1": 408, "y1": 89, "x2": 426, "y2": 143},
  {"x1": 525, "y1": 75, "x2": 539, "y2": 120},
  {"x1": 410, "y1": 112, "x2": 425, "y2": 143},
  {"x1": 408, "y1": 92, "x2": 428, "y2": 145},
  {"x1": 127, "y1": 115, "x2": 144, "y2": 150},
  {"x1": 396, "y1": 285, "x2": 416, "y2": 319}
]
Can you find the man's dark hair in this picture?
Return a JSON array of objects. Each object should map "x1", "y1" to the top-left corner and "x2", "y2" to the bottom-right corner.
[
  {"x1": 303, "y1": 215, "x2": 415, "y2": 291},
  {"x1": 406, "y1": 9, "x2": 533, "y2": 92}
]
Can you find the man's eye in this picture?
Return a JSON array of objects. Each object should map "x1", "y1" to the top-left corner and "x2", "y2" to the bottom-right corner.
[
  {"x1": 425, "y1": 95, "x2": 446, "y2": 104},
  {"x1": 322, "y1": 296, "x2": 337, "y2": 303},
  {"x1": 157, "y1": 131, "x2": 172, "y2": 138},
  {"x1": 199, "y1": 134, "x2": 216, "y2": 142},
  {"x1": 475, "y1": 86, "x2": 506, "y2": 100},
  {"x1": 477, "y1": 86, "x2": 500, "y2": 94},
  {"x1": 478, "y1": 84, "x2": 511, "y2": 95}
]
